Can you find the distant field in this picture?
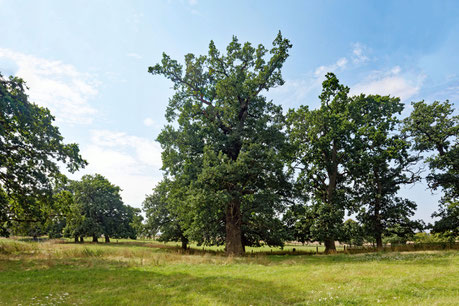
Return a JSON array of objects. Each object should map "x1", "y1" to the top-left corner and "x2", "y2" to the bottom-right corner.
[
  {"x1": 1, "y1": 238, "x2": 458, "y2": 305},
  {"x1": 157, "y1": 240, "x2": 344, "y2": 254}
]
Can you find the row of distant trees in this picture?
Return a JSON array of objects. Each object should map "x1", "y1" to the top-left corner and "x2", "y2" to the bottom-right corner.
[
  {"x1": 0, "y1": 73, "x2": 142, "y2": 242},
  {"x1": 142, "y1": 32, "x2": 458, "y2": 255},
  {"x1": 4, "y1": 174, "x2": 143, "y2": 242}
]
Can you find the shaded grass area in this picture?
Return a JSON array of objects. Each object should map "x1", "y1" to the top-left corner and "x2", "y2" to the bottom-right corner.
[{"x1": 0, "y1": 239, "x2": 458, "y2": 305}]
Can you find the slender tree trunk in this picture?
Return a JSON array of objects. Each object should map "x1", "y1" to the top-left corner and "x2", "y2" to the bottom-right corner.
[
  {"x1": 105, "y1": 235, "x2": 110, "y2": 243},
  {"x1": 225, "y1": 199, "x2": 243, "y2": 256},
  {"x1": 74, "y1": 236, "x2": 78, "y2": 243},
  {"x1": 92, "y1": 235, "x2": 98, "y2": 243},
  {"x1": 323, "y1": 141, "x2": 338, "y2": 254},
  {"x1": 324, "y1": 238, "x2": 337, "y2": 254},
  {"x1": 376, "y1": 234, "x2": 383, "y2": 249},
  {"x1": 180, "y1": 236, "x2": 188, "y2": 250},
  {"x1": 374, "y1": 170, "x2": 383, "y2": 250},
  {"x1": 374, "y1": 205, "x2": 383, "y2": 249},
  {"x1": 374, "y1": 203, "x2": 383, "y2": 249},
  {"x1": 79, "y1": 236, "x2": 84, "y2": 243}
]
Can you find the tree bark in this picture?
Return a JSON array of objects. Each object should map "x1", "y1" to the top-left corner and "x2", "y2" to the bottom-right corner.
[
  {"x1": 105, "y1": 235, "x2": 110, "y2": 243},
  {"x1": 92, "y1": 235, "x2": 98, "y2": 243},
  {"x1": 224, "y1": 134, "x2": 244, "y2": 256},
  {"x1": 79, "y1": 236, "x2": 84, "y2": 243},
  {"x1": 324, "y1": 238, "x2": 337, "y2": 254},
  {"x1": 181, "y1": 236, "x2": 188, "y2": 250},
  {"x1": 74, "y1": 236, "x2": 78, "y2": 243},
  {"x1": 376, "y1": 234, "x2": 383, "y2": 249},
  {"x1": 225, "y1": 199, "x2": 243, "y2": 256},
  {"x1": 374, "y1": 170, "x2": 383, "y2": 250},
  {"x1": 323, "y1": 141, "x2": 338, "y2": 254},
  {"x1": 374, "y1": 199, "x2": 383, "y2": 249}
]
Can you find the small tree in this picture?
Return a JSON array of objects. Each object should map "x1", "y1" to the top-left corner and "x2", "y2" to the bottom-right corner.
[
  {"x1": 431, "y1": 202, "x2": 458, "y2": 241},
  {"x1": 340, "y1": 219, "x2": 365, "y2": 247},
  {"x1": 125, "y1": 206, "x2": 143, "y2": 240},
  {"x1": 283, "y1": 196, "x2": 324, "y2": 245},
  {"x1": 143, "y1": 180, "x2": 189, "y2": 249},
  {"x1": 67, "y1": 174, "x2": 131, "y2": 243},
  {"x1": 383, "y1": 219, "x2": 424, "y2": 245}
]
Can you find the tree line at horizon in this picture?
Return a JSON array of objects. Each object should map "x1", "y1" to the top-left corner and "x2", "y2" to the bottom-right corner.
[
  {"x1": 0, "y1": 73, "x2": 142, "y2": 242},
  {"x1": 0, "y1": 32, "x2": 457, "y2": 255}
]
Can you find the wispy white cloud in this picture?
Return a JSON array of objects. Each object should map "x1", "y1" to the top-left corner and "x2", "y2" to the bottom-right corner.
[
  {"x1": 126, "y1": 12, "x2": 143, "y2": 33},
  {"x1": 90, "y1": 130, "x2": 162, "y2": 168},
  {"x1": 270, "y1": 41, "x2": 423, "y2": 109},
  {"x1": 73, "y1": 129, "x2": 163, "y2": 208},
  {"x1": 314, "y1": 57, "x2": 348, "y2": 77},
  {"x1": 0, "y1": 48, "x2": 98, "y2": 125},
  {"x1": 351, "y1": 42, "x2": 369, "y2": 64},
  {"x1": 441, "y1": 85, "x2": 459, "y2": 99},
  {"x1": 268, "y1": 78, "x2": 319, "y2": 108},
  {"x1": 169, "y1": 0, "x2": 200, "y2": 15},
  {"x1": 350, "y1": 66, "x2": 424, "y2": 101},
  {"x1": 143, "y1": 117, "x2": 155, "y2": 127},
  {"x1": 270, "y1": 56, "x2": 350, "y2": 107},
  {"x1": 127, "y1": 52, "x2": 142, "y2": 59}
]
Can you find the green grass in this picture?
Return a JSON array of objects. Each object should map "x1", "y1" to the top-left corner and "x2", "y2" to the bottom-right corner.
[
  {"x1": 58, "y1": 237, "x2": 343, "y2": 254},
  {"x1": 0, "y1": 238, "x2": 458, "y2": 305}
]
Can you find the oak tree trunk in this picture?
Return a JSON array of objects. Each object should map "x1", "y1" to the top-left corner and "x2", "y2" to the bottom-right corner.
[
  {"x1": 105, "y1": 235, "x2": 110, "y2": 243},
  {"x1": 376, "y1": 234, "x2": 383, "y2": 249},
  {"x1": 79, "y1": 236, "x2": 84, "y2": 243},
  {"x1": 374, "y1": 170, "x2": 383, "y2": 249},
  {"x1": 224, "y1": 136, "x2": 244, "y2": 256},
  {"x1": 181, "y1": 236, "x2": 188, "y2": 250},
  {"x1": 92, "y1": 235, "x2": 98, "y2": 243},
  {"x1": 324, "y1": 238, "x2": 337, "y2": 254},
  {"x1": 323, "y1": 141, "x2": 338, "y2": 254},
  {"x1": 74, "y1": 236, "x2": 78, "y2": 243},
  {"x1": 374, "y1": 199, "x2": 383, "y2": 249},
  {"x1": 225, "y1": 199, "x2": 243, "y2": 256}
]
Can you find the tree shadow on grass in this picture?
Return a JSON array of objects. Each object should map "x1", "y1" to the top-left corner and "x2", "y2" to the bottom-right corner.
[{"x1": 0, "y1": 259, "x2": 307, "y2": 305}]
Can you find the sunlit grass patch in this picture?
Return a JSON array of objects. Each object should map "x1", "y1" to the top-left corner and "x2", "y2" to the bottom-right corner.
[{"x1": 0, "y1": 238, "x2": 458, "y2": 305}]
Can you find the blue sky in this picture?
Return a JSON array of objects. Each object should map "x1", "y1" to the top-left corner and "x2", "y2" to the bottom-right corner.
[{"x1": 1, "y1": 0, "x2": 458, "y2": 222}]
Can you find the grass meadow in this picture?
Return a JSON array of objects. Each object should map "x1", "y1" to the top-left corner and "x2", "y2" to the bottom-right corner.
[{"x1": 0, "y1": 238, "x2": 458, "y2": 305}]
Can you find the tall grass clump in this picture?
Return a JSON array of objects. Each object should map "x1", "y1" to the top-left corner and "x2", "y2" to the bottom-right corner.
[{"x1": 0, "y1": 240, "x2": 38, "y2": 255}]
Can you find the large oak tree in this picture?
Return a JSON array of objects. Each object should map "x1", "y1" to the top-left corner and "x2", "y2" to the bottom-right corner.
[
  {"x1": 287, "y1": 73, "x2": 355, "y2": 253},
  {"x1": 350, "y1": 95, "x2": 420, "y2": 248},
  {"x1": 149, "y1": 32, "x2": 292, "y2": 255}
]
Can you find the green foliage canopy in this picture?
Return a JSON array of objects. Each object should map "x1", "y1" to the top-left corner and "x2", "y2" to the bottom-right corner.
[
  {"x1": 65, "y1": 174, "x2": 139, "y2": 242},
  {"x1": 350, "y1": 94, "x2": 421, "y2": 248},
  {"x1": 149, "y1": 32, "x2": 292, "y2": 255},
  {"x1": 286, "y1": 73, "x2": 356, "y2": 253},
  {"x1": 0, "y1": 73, "x2": 86, "y2": 235},
  {"x1": 403, "y1": 100, "x2": 458, "y2": 238}
]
